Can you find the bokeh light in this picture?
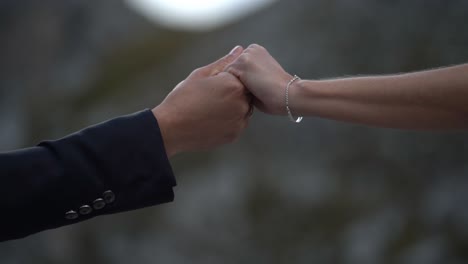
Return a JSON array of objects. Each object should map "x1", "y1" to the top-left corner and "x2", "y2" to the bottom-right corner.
[{"x1": 125, "y1": 0, "x2": 276, "y2": 31}]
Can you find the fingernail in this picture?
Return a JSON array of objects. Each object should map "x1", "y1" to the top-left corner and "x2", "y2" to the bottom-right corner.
[{"x1": 229, "y1": 45, "x2": 241, "y2": 55}]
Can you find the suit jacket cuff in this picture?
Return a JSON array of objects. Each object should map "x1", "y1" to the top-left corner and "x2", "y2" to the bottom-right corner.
[{"x1": 39, "y1": 109, "x2": 177, "y2": 226}]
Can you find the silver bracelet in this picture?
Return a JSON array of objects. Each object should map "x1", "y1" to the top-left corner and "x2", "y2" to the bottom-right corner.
[{"x1": 285, "y1": 75, "x2": 303, "y2": 123}]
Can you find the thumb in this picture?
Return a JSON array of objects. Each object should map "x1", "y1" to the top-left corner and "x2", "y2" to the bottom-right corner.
[{"x1": 202, "y1": 45, "x2": 243, "y2": 76}]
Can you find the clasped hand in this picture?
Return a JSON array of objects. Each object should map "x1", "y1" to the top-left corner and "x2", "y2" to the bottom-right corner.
[{"x1": 153, "y1": 44, "x2": 292, "y2": 157}]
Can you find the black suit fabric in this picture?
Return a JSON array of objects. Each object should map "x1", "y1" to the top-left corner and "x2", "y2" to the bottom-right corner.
[{"x1": 0, "y1": 110, "x2": 176, "y2": 242}]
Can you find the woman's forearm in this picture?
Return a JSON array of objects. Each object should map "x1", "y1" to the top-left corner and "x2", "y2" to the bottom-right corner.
[
  {"x1": 226, "y1": 44, "x2": 468, "y2": 130},
  {"x1": 292, "y1": 64, "x2": 468, "y2": 129}
]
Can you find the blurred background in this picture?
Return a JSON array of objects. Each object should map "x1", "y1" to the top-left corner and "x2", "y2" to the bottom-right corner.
[{"x1": 1, "y1": 0, "x2": 468, "y2": 263}]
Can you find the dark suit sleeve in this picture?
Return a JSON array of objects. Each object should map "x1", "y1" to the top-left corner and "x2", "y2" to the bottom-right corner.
[{"x1": 0, "y1": 109, "x2": 176, "y2": 242}]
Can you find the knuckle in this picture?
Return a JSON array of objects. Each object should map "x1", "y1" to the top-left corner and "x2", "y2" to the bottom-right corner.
[
  {"x1": 224, "y1": 64, "x2": 234, "y2": 72},
  {"x1": 248, "y1": 43, "x2": 265, "y2": 51},
  {"x1": 225, "y1": 75, "x2": 244, "y2": 90},
  {"x1": 233, "y1": 79, "x2": 245, "y2": 90},
  {"x1": 227, "y1": 67, "x2": 241, "y2": 79},
  {"x1": 216, "y1": 71, "x2": 230, "y2": 79},
  {"x1": 248, "y1": 43, "x2": 260, "y2": 49},
  {"x1": 224, "y1": 72, "x2": 241, "y2": 85},
  {"x1": 240, "y1": 53, "x2": 251, "y2": 64},
  {"x1": 191, "y1": 68, "x2": 204, "y2": 76},
  {"x1": 238, "y1": 53, "x2": 252, "y2": 68}
]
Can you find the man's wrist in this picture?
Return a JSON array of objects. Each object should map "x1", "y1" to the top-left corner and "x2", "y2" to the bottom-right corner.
[{"x1": 152, "y1": 106, "x2": 178, "y2": 158}]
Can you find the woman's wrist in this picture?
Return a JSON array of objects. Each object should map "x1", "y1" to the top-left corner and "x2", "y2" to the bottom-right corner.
[
  {"x1": 287, "y1": 79, "x2": 308, "y2": 117},
  {"x1": 288, "y1": 79, "x2": 328, "y2": 117}
]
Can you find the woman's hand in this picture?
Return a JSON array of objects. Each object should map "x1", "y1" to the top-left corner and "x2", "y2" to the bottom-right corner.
[{"x1": 225, "y1": 44, "x2": 294, "y2": 115}]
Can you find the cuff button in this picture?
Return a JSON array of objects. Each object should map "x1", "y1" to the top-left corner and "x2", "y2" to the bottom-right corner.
[
  {"x1": 93, "y1": 198, "x2": 106, "y2": 210},
  {"x1": 65, "y1": 210, "x2": 78, "y2": 220},
  {"x1": 79, "y1": 205, "x2": 93, "y2": 215},
  {"x1": 103, "y1": 190, "x2": 115, "y2": 204}
]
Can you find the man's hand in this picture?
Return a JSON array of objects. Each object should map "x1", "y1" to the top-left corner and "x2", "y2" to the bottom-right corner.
[
  {"x1": 153, "y1": 46, "x2": 252, "y2": 157},
  {"x1": 225, "y1": 44, "x2": 294, "y2": 115}
]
